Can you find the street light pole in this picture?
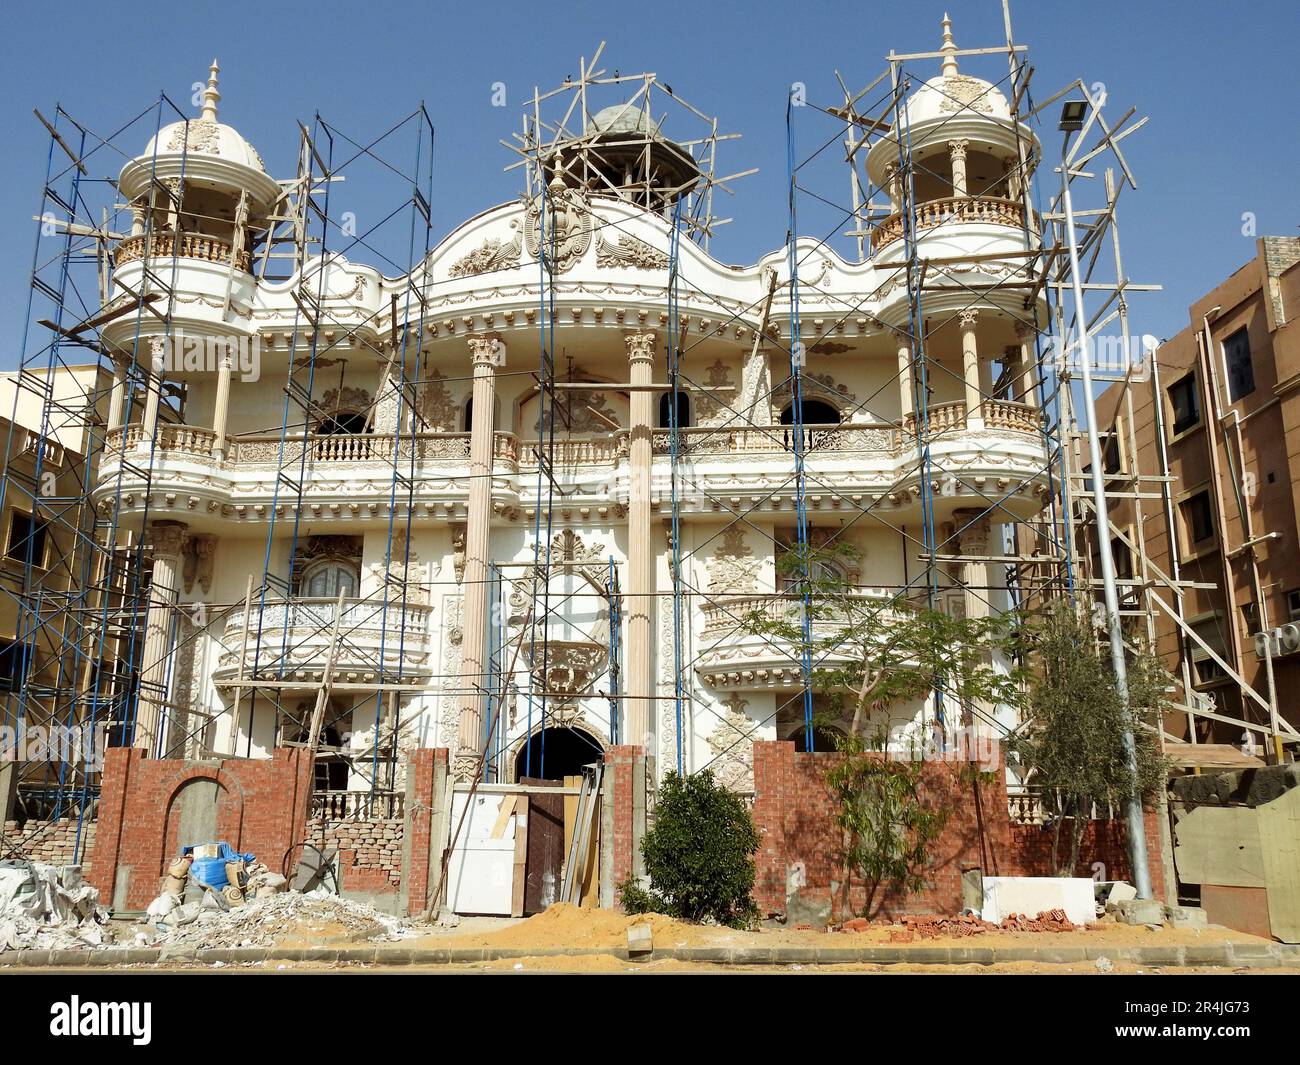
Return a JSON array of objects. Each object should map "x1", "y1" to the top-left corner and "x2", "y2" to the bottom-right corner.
[{"x1": 1060, "y1": 109, "x2": 1153, "y2": 899}]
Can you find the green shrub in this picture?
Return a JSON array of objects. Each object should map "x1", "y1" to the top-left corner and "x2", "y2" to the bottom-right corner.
[{"x1": 619, "y1": 770, "x2": 760, "y2": 928}]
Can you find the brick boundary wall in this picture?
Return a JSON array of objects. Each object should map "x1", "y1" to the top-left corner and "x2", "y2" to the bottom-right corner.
[
  {"x1": 90, "y1": 746, "x2": 314, "y2": 911},
  {"x1": 402, "y1": 747, "x2": 446, "y2": 916},
  {"x1": 603, "y1": 745, "x2": 645, "y2": 897},
  {"x1": 2, "y1": 818, "x2": 96, "y2": 873},
  {"x1": 753, "y1": 740, "x2": 1164, "y2": 922},
  {"x1": 305, "y1": 818, "x2": 403, "y2": 893}
]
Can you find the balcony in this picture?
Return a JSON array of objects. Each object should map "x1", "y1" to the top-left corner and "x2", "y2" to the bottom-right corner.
[
  {"x1": 871, "y1": 195, "x2": 1029, "y2": 254},
  {"x1": 696, "y1": 590, "x2": 905, "y2": 690},
  {"x1": 212, "y1": 596, "x2": 433, "y2": 689},
  {"x1": 114, "y1": 232, "x2": 251, "y2": 273},
  {"x1": 902, "y1": 399, "x2": 1038, "y2": 438}
]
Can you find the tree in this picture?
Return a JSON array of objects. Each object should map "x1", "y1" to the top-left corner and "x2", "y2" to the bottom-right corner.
[
  {"x1": 745, "y1": 542, "x2": 1026, "y2": 914},
  {"x1": 1011, "y1": 603, "x2": 1167, "y2": 875},
  {"x1": 619, "y1": 770, "x2": 760, "y2": 928}
]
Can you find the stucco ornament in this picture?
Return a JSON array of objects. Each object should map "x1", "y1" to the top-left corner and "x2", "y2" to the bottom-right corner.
[
  {"x1": 708, "y1": 526, "x2": 759, "y2": 594},
  {"x1": 705, "y1": 694, "x2": 755, "y2": 792},
  {"x1": 166, "y1": 120, "x2": 222, "y2": 155},
  {"x1": 939, "y1": 75, "x2": 995, "y2": 114},
  {"x1": 418, "y1": 369, "x2": 457, "y2": 431},
  {"x1": 595, "y1": 232, "x2": 668, "y2": 270},
  {"x1": 524, "y1": 179, "x2": 593, "y2": 273},
  {"x1": 448, "y1": 223, "x2": 523, "y2": 278},
  {"x1": 696, "y1": 359, "x2": 734, "y2": 426}
]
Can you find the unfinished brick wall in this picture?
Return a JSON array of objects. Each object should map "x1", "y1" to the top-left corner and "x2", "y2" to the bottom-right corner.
[
  {"x1": 1008, "y1": 812, "x2": 1165, "y2": 900},
  {"x1": 604, "y1": 745, "x2": 645, "y2": 895},
  {"x1": 403, "y1": 747, "x2": 445, "y2": 916},
  {"x1": 90, "y1": 746, "x2": 314, "y2": 911},
  {"x1": 753, "y1": 740, "x2": 1165, "y2": 922},
  {"x1": 306, "y1": 818, "x2": 402, "y2": 893},
  {"x1": 2, "y1": 818, "x2": 96, "y2": 873}
]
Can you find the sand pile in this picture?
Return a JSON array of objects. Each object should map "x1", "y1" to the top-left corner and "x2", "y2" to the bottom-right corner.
[{"x1": 439, "y1": 902, "x2": 727, "y2": 951}]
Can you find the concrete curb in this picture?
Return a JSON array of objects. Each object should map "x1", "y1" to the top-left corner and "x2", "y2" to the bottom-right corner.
[{"x1": 4, "y1": 940, "x2": 1298, "y2": 969}]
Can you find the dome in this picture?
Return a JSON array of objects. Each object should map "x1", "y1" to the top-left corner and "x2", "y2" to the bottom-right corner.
[
  {"x1": 143, "y1": 118, "x2": 266, "y2": 173},
  {"x1": 903, "y1": 73, "x2": 1013, "y2": 127},
  {"x1": 137, "y1": 61, "x2": 265, "y2": 174},
  {"x1": 586, "y1": 104, "x2": 662, "y2": 138}
]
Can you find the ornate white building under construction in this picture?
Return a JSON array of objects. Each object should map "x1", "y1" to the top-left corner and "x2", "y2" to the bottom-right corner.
[{"x1": 70, "y1": 16, "x2": 1055, "y2": 802}]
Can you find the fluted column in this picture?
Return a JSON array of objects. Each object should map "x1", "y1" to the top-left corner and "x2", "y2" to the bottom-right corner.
[
  {"x1": 625, "y1": 331, "x2": 656, "y2": 748},
  {"x1": 137, "y1": 520, "x2": 188, "y2": 754},
  {"x1": 896, "y1": 338, "x2": 914, "y2": 427},
  {"x1": 949, "y1": 139, "x2": 969, "y2": 198},
  {"x1": 1015, "y1": 323, "x2": 1037, "y2": 404},
  {"x1": 141, "y1": 342, "x2": 163, "y2": 441},
  {"x1": 212, "y1": 350, "x2": 232, "y2": 460},
  {"x1": 454, "y1": 333, "x2": 501, "y2": 781},
  {"x1": 884, "y1": 162, "x2": 901, "y2": 211},
  {"x1": 959, "y1": 310, "x2": 983, "y2": 430},
  {"x1": 953, "y1": 509, "x2": 992, "y2": 737},
  {"x1": 107, "y1": 352, "x2": 131, "y2": 433}
]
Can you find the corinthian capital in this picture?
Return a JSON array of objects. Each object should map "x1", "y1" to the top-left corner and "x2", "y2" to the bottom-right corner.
[
  {"x1": 149, "y1": 520, "x2": 190, "y2": 560},
  {"x1": 624, "y1": 331, "x2": 657, "y2": 363},
  {"x1": 468, "y1": 333, "x2": 504, "y2": 366},
  {"x1": 948, "y1": 138, "x2": 970, "y2": 161}
]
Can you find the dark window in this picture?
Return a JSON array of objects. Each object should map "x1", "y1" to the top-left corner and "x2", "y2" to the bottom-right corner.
[
  {"x1": 0, "y1": 639, "x2": 30, "y2": 693},
  {"x1": 6, "y1": 511, "x2": 47, "y2": 567},
  {"x1": 1168, "y1": 375, "x2": 1200, "y2": 434},
  {"x1": 780, "y1": 399, "x2": 840, "y2": 426},
  {"x1": 658, "y1": 391, "x2": 691, "y2": 429},
  {"x1": 1111, "y1": 536, "x2": 1133, "y2": 581},
  {"x1": 1102, "y1": 432, "x2": 1123, "y2": 475},
  {"x1": 317, "y1": 412, "x2": 368, "y2": 435},
  {"x1": 1224, "y1": 327, "x2": 1254, "y2": 402},
  {"x1": 1289, "y1": 590, "x2": 1300, "y2": 622},
  {"x1": 1182, "y1": 491, "x2": 1215, "y2": 548}
]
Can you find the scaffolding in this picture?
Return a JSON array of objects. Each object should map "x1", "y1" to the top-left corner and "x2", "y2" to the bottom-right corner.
[{"x1": 4, "y1": 4, "x2": 1293, "y2": 880}]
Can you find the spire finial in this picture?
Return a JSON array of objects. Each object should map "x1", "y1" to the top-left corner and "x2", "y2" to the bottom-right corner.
[
  {"x1": 200, "y1": 59, "x2": 221, "y2": 122},
  {"x1": 940, "y1": 13, "x2": 960, "y2": 77}
]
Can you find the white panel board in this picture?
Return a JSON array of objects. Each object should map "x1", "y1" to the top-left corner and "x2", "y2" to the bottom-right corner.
[
  {"x1": 446, "y1": 792, "x2": 517, "y2": 916},
  {"x1": 980, "y1": 876, "x2": 1096, "y2": 926}
]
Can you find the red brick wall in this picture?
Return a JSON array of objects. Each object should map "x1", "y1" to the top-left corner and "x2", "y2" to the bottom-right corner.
[
  {"x1": 604, "y1": 745, "x2": 644, "y2": 893},
  {"x1": 753, "y1": 740, "x2": 1164, "y2": 921},
  {"x1": 1007, "y1": 810, "x2": 1165, "y2": 901},
  {"x1": 90, "y1": 746, "x2": 314, "y2": 911},
  {"x1": 404, "y1": 747, "x2": 445, "y2": 916}
]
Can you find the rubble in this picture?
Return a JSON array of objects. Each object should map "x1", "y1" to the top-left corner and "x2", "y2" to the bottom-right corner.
[
  {"x1": 142, "y1": 888, "x2": 414, "y2": 950},
  {"x1": 0, "y1": 860, "x2": 107, "y2": 952},
  {"x1": 836, "y1": 908, "x2": 1086, "y2": 938}
]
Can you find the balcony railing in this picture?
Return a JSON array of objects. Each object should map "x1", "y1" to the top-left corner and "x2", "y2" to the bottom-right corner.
[
  {"x1": 114, "y1": 231, "x2": 251, "y2": 273},
  {"x1": 699, "y1": 590, "x2": 903, "y2": 635},
  {"x1": 871, "y1": 195, "x2": 1028, "y2": 253},
  {"x1": 651, "y1": 423, "x2": 899, "y2": 457},
  {"x1": 215, "y1": 596, "x2": 433, "y2": 685},
  {"x1": 310, "y1": 789, "x2": 405, "y2": 821},
  {"x1": 903, "y1": 401, "x2": 968, "y2": 437},
  {"x1": 984, "y1": 400, "x2": 1039, "y2": 433},
  {"x1": 105, "y1": 423, "x2": 221, "y2": 457}
]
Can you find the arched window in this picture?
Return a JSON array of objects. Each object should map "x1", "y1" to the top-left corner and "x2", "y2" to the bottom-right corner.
[
  {"x1": 302, "y1": 559, "x2": 358, "y2": 599},
  {"x1": 791, "y1": 724, "x2": 847, "y2": 753},
  {"x1": 317, "y1": 411, "x2": 369, "y2": 435},
  {"x1": 658, "y1": 391, "x2": 691, "y2": 429},
  {"x1": 463, "y1": 396, "x2": 474, "y2": 433},
  {"x1": 779, "y1": 399, "x2": 840, "y2": 426}
]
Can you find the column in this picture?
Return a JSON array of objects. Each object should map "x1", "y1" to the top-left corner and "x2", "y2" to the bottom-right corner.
[
  {"x1": 625, "y1": 331, "x2": 656, "y2": 749},
  {"x1": 454, "y1": 333, "x2": 500, "y2": 781},
  {"x1": 959, "y1": 310, "x2": 983, "y2": 430},
  {"x1": 953, "y1": 509, "x2": 992, "y2": 743},
  {"x1": 136, "y1": 520, "x2": 188, "y2": 754},
  {"x1": 141, "y1": 338, "x2": 164, "y2": 444},
  {"x1": 949, "y1": 139, "x2": 970, "y2": 198},
  {"x1": 1015, "y1": 323, "x2": 1037, "y2": 404},
  {"x1": 107, "y1": 352, "x2": 131, "y2": 433},
  {"x1": 212, "y1": 349, "x2": 232, "y2": 460},
  {"x1": 884, "y1": 162, "x2": 901, "y2": 211},
  {"x1": 896, "y1": 337, "x2": 914, "y2": 427}
]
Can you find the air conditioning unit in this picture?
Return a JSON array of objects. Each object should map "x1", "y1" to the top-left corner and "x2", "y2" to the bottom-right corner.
[
  {"x1": 1254, "y1": 624, "x2": 1300, "y2": 659},
  {"x1": 1255, "y1": 629, "x2": 1281, "y2": 660}
]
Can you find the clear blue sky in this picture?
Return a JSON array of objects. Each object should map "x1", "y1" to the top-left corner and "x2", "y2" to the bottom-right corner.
[{"x1": 1, "y1": 0, "x2": 1296, "y2": 361}]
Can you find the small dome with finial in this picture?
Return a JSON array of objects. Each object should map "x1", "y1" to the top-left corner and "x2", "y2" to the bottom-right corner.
[
  {"x1": 901, "y1": 14, "x2": 1012, "y2": 126},
  {"x1": 136, "y1": 60, "x2": 267, "y2": 175}
]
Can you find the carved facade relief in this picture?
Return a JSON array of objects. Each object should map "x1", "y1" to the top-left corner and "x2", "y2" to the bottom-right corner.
[
  {"x1": 524, "y1": 180, "x2": 593, "y2": 273},
  {"x1": 705, "y1": 694, "x2": 755, "y2": 792},
  {"x1": 595, "y1": 233, "x2": 668, "y2": 270},
  {"x1": 448, "y1": 224, "x2": 523, "y2": 278},
  {"x1": 708, "y1": 525, "x2": 760, "y2": 595}
]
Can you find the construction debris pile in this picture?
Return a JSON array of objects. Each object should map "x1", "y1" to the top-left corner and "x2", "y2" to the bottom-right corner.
[
  {"x1": 839, "y1": 909, "x2": 1084, "y2": 940},
  {"x1": 140, "y1": 888, "x2": 413, "y2": 950},
  {"x1": 0, "y1": 860, "x2": 107, "y2": 952}
]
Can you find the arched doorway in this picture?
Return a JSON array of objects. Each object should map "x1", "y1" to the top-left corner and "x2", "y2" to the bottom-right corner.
[
  {"x1": 791, "y1": 724, "x2": 847, "y2": 753},
  {"x1": 514, "y1": 725, "x2": 604, "y2": 781},
  {"x1": 658, "y1": 390, "x2": 691, "y2": 428},
  {"x1": 779, "y1": 399, "x2": 841, "y2": 426}
]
